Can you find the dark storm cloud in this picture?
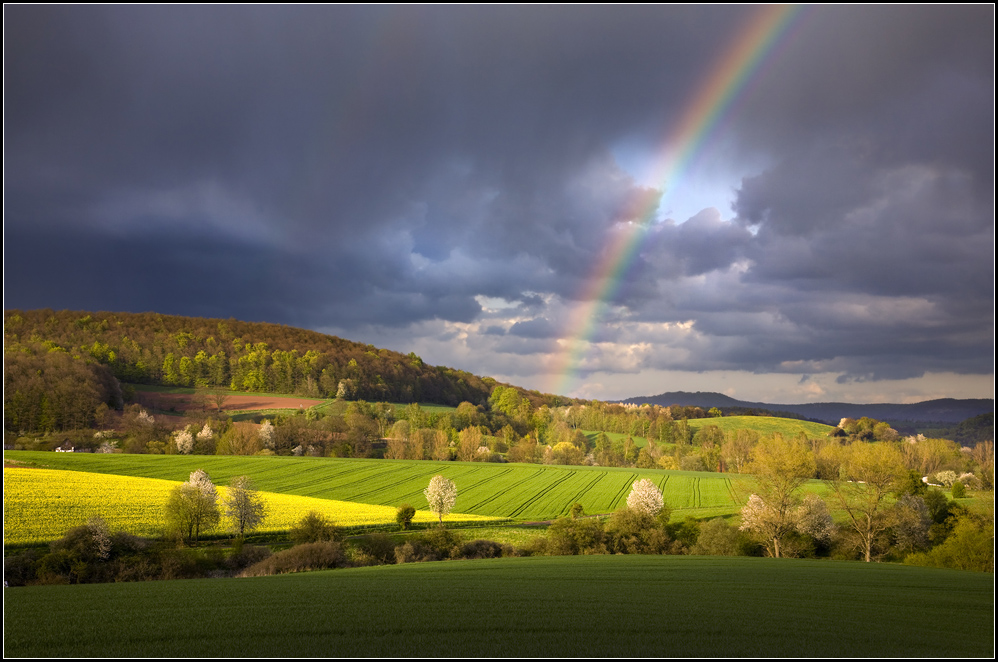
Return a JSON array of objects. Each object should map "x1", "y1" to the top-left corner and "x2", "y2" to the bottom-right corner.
[
  {"x1": 4, "y1": 5, "x2": 992, "y2": 387},
  {"x1": 508, "y1": 317, "x2": 558, "y2": 340}
]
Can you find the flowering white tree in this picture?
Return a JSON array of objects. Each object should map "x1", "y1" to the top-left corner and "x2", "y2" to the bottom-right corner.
[
  {"x1": 739, "y1": 494, "x2": 787, "y2": 557},
  {"x1": 223, "y1": 475, "x2": 267, "y2": 537},
  {"x1": 933, "y1": 470, "x2": 958, "y2": 487},
  {"x1": 626, "y1": 478, "x2": 664, "y2": 517},
  {"x1": 189, "y1": 469, "x2": 217, "y2": 498},
  {"x1": 740, "y1": 492, "x2": 835, "y2": 557},
  {"x1": 197, "y1": 423, "x2": 214, "y2": 442},
  {"x1": 166, "y1": 469, "x2": 220, "y2": 543},
  {"x1": 794, "y1": 493, "x2": 835, "y2": 543},
  {"x1": 174, "y1": 428, "x2": 194, "y2": 454},
  {"x1": 258, "y1": 420, "x2": 275, "y2": 449},
  {"x1": 86, "y1": 516, "x2": 112, "y2": 560},
  {"x1": 424, "y1": 475, "x2": 457, "y2": 524}
]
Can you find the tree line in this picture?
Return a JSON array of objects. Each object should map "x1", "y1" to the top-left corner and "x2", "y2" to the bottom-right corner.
[{"x1": 4, "y1": 309, "x2": 572, "y2": 419}]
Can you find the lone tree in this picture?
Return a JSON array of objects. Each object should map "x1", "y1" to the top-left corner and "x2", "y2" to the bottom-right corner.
[
  {"x1": 166, "y1": 469, "x2": 221, "y2": 544},
  {"x1": 396, "y1": 503, "x2": 416, "y2": 530},
  {"x1": 212, "y1": 390, "x2": 230, "y2": 414},
  {"x1": 626, "y1": 479, "x2": 665, "y2": 517},
  {"x1": 223, "y1": 475, "x2": 267, "y2": 538},
  {"x1": 424, "y1": 475, "x2": 457, "y2": 524}
]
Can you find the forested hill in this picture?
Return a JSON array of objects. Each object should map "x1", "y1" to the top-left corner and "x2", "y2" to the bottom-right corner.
[
  {"x1": 623, "y1": 391, "x2": 993, "y2": 425},
  {"x1": 4, "y1": 309, "x2": 564, "y2": 409}
]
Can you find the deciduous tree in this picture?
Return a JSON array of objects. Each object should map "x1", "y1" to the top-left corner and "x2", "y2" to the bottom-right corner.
[
  {"x1": 424, "y1": 475, "x2": 457, "y2": 524},
  {"x1": 626, "y1": 479, "x2": 665, "y2": 517},
  {"x1": 166, "y1": 469, "x2": 221, "y2": 544},
  {"x1": 830, "y1": 442, "x2": 905, "y2": 562},
  {"x1": 740, "y1": 434, "x2": 816, "y2": 557},
  {"x1": 395, "y1": 503, "x2": 416, "y2": 530},
  {"x1": 224, "y1": 475, "x2": 267, "y2": 537}
]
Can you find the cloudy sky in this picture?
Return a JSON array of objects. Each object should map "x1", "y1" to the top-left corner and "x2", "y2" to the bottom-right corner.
[{"x1": 5, "y1": 6, "x2": 994, "y2": 404}]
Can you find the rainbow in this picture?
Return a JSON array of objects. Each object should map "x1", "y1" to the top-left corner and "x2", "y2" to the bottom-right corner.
[{"x1": 547, "y1": 5, "x2": 807, "y2": 397}]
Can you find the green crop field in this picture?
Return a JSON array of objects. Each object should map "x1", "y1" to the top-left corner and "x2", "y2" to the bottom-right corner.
[
  {"x1": 688, "y1": 415, "x2": 834, "y2": 437},
  {"x1": 5, "y1": 452, "x2": 754, "y2": 525},
  {"x1": 581, "y1": 416, "x2": 833, "y2": 450},
  {"x1": 581, "y1": 430, "x2": 651, "y2": 447},
  {"x1": 3, "y1": 555, "x2": 992, "y2": 657}
]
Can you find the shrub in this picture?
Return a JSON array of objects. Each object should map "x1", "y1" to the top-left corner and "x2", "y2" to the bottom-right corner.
[
  {"x1": 419, "y1": 525, "x2": 463, "y2": 557},
  {"x1": 3, "y1": 548, "x2": 43, "y2": 587},
  {"x1": 904, "y1": 513, "x2": 994, "y2": 573},
  {"x1": 605, "y1": 509, "x2": 671, "y2": 555},
  {"x1": 241, "y1": 541, "x2": 347, "y2": 577},
  {"x1": 394, "y1": 541, "x2": 440, "y2": 564},
  {"x1": 691, "y1": 518, "x2": 743, "y2": 556},
  {"x1": 395, "y1": 503, "x2": 416, "y2": 530},
  {"x1": 457, "y1": 539, "x2": 512, "y2": 560},
  {"x1": 351, "y1": 533, "x2": 397, "y2": 566},
  {"x1": 951, "y1": 481, "x2": 966, "y2": 498},
  {"x1": 667, "y1": 516, "x2": 700, "y2": 552},
  {"x1": 227, "y1": 544, "x2": 272, "y2": 571},
  {"x1": 289, "y1": 511, "x2": 343, "y2": 545},
  {"x1": 546, "y1": 516, "x2": 607, "y2": 556}
]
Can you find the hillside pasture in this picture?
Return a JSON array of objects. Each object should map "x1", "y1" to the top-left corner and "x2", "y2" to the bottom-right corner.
[
  {"x1": 6, "y1": 452, "x2": 752, "y2": 522},
  {"x1": 581, "y1": 416, "x2": 834, "y2": 450},
  {"x1": 4, "y1": 555, "x2": 992, "y2": 657},
  {"x1": 688, "y1": 415, "x2": 834, "y2": 437},
  {"x1": 3, "y1": 467, "x2": 496, "y2": 545}
]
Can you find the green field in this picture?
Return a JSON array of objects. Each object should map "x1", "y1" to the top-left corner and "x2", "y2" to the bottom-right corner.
[
  {"x1": 582, "y1": 416, "x2": 834, "y2": 449},
  {"x1": 687, "y1": 415, "x2": 834, "y2": 437},
  {"x1": 6, "y1": 452, "x2": 752, "y2": 524},
  {"x1": 582, "y1": 429, "x2": 652, "y2": 447},
  {"x1": 3, "y1": 555, "x2": 992, "y2": 657}
]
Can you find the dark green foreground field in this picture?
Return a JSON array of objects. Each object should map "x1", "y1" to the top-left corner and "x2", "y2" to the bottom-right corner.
[{"x1": 4, "y1": 556, "x2": 993, "y2": 657}]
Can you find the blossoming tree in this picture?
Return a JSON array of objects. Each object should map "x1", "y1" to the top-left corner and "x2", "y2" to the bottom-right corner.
[{"x1": 424, "y1": 475, "x2": 457, "y2": 524}]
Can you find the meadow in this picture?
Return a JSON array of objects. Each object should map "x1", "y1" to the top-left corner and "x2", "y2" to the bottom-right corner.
[
  {"x1": 686, "y1": 415, "x2": 833, "y2": 437},
  {"x1": 582, "y1": 415, "x2": 834, "y2": 449},
  {"x1": 3, "y1": 555, "x2": 992, "y2": 657},
  {"x1": 5, "y1": 452, "x2": 752, "y2": 530},
  {"x1": 3, "y1": 467, "x2": 494, "y2": 546}
]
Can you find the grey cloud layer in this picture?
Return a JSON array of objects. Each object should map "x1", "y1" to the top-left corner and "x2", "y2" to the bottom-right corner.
[{"x1": 5, "y1": 6, "x2": 992, "y2": 388}]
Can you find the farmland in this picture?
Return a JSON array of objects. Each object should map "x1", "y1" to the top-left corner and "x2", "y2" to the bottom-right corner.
[
  {"x1": 581, "y1": 415, "x2": 834, "y2": 449},
  {"x1": 6, "y1": 452, "x2": 753, "y2": 530},
  {"x1": 130, "y1": 384, "x2": 459, "y2": 419},
  {"x1": 4, "y1": 555, "x2": 992, "y2": 657},
  {"x1": 686, "y1": 415, "x2": 834, "y2": 437},
  {"x1": 3, "y1": 467, "x2": 495, "y2": 546}
]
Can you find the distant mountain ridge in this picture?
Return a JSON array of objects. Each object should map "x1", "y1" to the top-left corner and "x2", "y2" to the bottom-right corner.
[{"x1": 621, "y1": 391, "x2": 994, "y2": 425}]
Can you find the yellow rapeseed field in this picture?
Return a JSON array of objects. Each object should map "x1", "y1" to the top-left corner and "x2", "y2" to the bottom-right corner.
[{"x1": 3, "y1": 468, "x2": 494, "y2": 545}]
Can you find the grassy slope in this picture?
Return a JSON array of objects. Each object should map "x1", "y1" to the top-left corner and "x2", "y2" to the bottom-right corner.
[
  {"x1": 687, "y1": 415, "x2": 834, "y2": 437},
  {"x1": 4, "y1": 555, "x2": 992, "y2": 657},
  {"x1": 582, "y1": 415, "x2": 834, "y2": 449}
]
